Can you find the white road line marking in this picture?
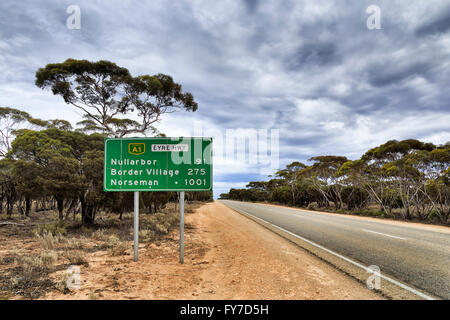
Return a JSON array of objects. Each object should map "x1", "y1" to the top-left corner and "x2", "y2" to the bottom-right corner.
[
  {"x1": 234, "y1": 207, "x2": 435, "y2": 301},
  {"x1": 362, "y1": 229, "x2": 406, "y2": 240}
]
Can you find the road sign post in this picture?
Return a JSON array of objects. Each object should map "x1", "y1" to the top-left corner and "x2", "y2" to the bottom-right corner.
[
  {"x1": 134, "y1": 191, "x2": 139, "y2": 262},
  {"x1": 179, "y1": 191, "x2": 185, "y2": 264},
  {"x1": 104, "y1": 137, "x2": 212, "y2": 262}
]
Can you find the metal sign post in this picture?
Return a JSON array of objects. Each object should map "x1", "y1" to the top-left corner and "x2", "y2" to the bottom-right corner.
[
  {"x1": 134, "y1": 191, "x2": 139, "y2": 262},
  {"x1": 179, "y1": 191, "x2": 185, "y2": 264}
]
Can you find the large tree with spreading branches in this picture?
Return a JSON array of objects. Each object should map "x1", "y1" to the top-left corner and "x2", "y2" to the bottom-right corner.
[{"x1": 35, "y1": 59, "x2": 198, "y2": 137}]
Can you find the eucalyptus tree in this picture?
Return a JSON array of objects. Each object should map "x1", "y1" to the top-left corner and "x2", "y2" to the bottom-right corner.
[
  {"x1": 0, "y1": 107, "x2": 32, "y2": 157},
  {"x1": 362, "y1": 139, "x2": 435, "y2": 219},
  {"x1": 302, "y1": 156, "x2": 348, "y2": 209},
  {"x1": 276, "y1": 161, "x2": 307, "y2": 205},
  {"x1": 9, "y1": 129, "x2": 83, "y2": 220},
  {"x1": 246, "y1": 181, "x2": 270, "y2": 202},
  {"x1": 0, "y1": 158, "x2": 17, "y2": 216},
  {"x1": 35, "y1": 59, "x2": 198, "y2": 137},
  {"x1": 11, "y1": 160, "x2": 42, "y2": 216},
  {"x1": 404, "y1": 147, "x2": 450, "y2": 221}
]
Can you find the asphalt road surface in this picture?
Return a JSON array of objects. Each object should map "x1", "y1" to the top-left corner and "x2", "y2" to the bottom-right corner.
[{"x1": 220, "y1": 200, "x2": 450, "y2": 300}]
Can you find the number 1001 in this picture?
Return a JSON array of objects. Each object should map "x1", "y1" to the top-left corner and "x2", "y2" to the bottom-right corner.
[{"x1": 185, "y1": 179, "x2": 207, "y2": 186}]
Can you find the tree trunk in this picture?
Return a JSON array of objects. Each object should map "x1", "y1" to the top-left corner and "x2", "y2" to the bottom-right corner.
[
  {"x1": 25, "y1": 196, "x2": 31, "y2": 216},
  {"x1": 84, "y1": 204, "x2": 95, "y2": 225},
  {"x1": 6, "y1": 201, "x2": 13, "y2": 218},
  {"x1": 56, "y1": 197, "x2": 64, "y2": 220}
]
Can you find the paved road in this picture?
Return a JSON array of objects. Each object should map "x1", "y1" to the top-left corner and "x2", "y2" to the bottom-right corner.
[{"x1": 219, "y1": 200, "x2": 450, "y2": 299}]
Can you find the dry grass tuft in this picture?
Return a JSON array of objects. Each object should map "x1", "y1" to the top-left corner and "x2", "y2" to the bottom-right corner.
[
  {"x1": 65, "y1": 237, "x2": 85, "y2": 250},
  {"x1": 107, "y1": 235, "x2": 128, "y2": 256},
  {"x1": 35, "y1": 230, "x2": 60, "y2": 250},
  {"x1": 62, "y1": 250, "x2": 88, "y2": 266},
  {"x1": 54, "y1": 272, "x2": 71, "y2": 294}
]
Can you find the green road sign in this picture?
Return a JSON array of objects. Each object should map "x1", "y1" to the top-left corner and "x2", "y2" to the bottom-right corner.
[{"x1": 104, "y1": 137, "x2": 212, "y2": 192}]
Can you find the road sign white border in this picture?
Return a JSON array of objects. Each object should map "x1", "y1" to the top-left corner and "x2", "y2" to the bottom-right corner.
[{"x1": 103, "y1": 137, "x2": 213, "y2": 192}]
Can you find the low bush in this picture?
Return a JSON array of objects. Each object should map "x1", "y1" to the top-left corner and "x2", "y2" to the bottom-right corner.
[
  {"x1": 307, "y1": 202, "x2": 319, "y2": 210},
  {"x1": 139, "y1": 229, "x2": 155, "y2": 243},
  {"x1": 91, "y1": 229, "x2": 109, "y2": 242},
  {"x1": 63, "y1": 250, "x2": 88, "y2": 266},
  {"x1": 65, "y1": 237, "x2": 85, "y2": 250},
  {"x1": 33, "y1": 222, "x2": 67, "y2": 237},
  {"x1": 107, "y1": 235, "x2": 128, "y2": 256},
  {"x1": 55, "y1": 272, "x2": 70, "y2": 293},
  {"x1": 35, "y1": 231, "x2": 60, "y2": 250}
]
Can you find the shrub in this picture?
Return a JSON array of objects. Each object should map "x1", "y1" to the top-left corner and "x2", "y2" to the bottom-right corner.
[
  {"x1": 139, "y1": 229, "x2": 155, "y2": 242},
  {"x1": 155, "y1": 223, "x2": 168, "y2": 235},
  {"x1": 55, "y1": 272, "x2": 71, "y2": 293},
  {"x1": 307, "y1": 202, "x2": 319, "y2": 210},
  {"x1": 63, "y1": 250, "x2": 88, "y2": 266},
  {"x1": 107, "y1": 235, "x2": 128, "y2": 256},
  {"x1": 92, "y1": 229, "x2": 108, "y2": 242},
  {"x1": 33, "y1": 222, "x2": 67, "y2": 237},
  {"x1": 65, "y1": 237, "x2": 85, "y2": 250},
  {"x1": 370, "y1": 210, "x2": 386, "y2": 218},
  {"x1": 35, "y1": 231, "x2": 60, "y2": 250},
  {"x1": 39, "y1": 250, "x2": 58, "y2": 270}
]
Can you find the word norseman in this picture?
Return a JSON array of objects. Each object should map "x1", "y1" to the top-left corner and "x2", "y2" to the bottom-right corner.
[{"x1": 110, "y1": 179, "x2": 158, "y2": 187}]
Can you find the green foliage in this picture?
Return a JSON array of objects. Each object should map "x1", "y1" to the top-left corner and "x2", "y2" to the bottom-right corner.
[
  {"x1": 307, "y1": 202, "x2": 319, "y2": 210},
  {"x1": 35, "y1": 59, "x2": 198, "y2": 137},
  {"x1": 0, "y1": 107, "x2": 32, "y2": 157}
]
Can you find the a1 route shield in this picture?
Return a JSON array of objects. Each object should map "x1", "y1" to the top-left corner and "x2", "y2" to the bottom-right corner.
[{"x1": 104, "y1": 137, "x2": 212, "y2": 192}]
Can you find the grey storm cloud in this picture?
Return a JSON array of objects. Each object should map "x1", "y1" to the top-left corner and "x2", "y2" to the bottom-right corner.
[
  {"x1": 415, "y1": 5, "x2": 450, "y2": 37},
  {"x1": 285, "y1": 41, "x2": 340, "y2": 71},
  {"x1": 367, "y1": 61, "x2": 432, "y2": 88},
  {"x1": 0, "y1": 0, "x2": 449, "y2": 195}
]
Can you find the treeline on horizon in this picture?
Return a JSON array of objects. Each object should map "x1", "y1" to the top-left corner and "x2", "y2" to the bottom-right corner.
[
  {"x1": 0, "y1": 58, "x2": 212, "y2": 226},
  {"x1": 220, "y1": 139, "x2": 450, "y2": 224}
]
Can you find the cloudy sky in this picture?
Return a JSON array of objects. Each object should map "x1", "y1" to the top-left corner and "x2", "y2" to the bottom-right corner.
[{"x1": 1, "y1": 0, "x2": 450, "y2": 197}]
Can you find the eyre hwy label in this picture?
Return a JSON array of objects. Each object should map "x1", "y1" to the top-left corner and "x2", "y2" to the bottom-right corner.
[{"x1": 104, "y1": 137, "x2": 212, "y2": 192}]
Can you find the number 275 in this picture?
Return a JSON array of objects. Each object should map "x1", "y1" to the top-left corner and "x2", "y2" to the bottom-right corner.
[{"x1": 187, "y1": 168, "x2": 206, "y2": 175}]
